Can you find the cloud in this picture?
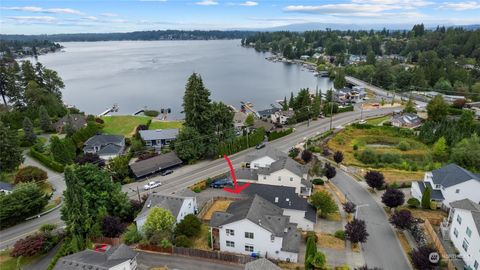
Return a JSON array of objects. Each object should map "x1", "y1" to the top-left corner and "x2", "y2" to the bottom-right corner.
[
  {"x1": 284, "y1": 4, "x2": 402, "y2": 14},
  {"x1": 100, "y1": 13, "x2": 119, "y2": 17},
  {"x1": 6, "y1": 16, "x2": 57, "y2": 23},
  {"x1": 351, "y1": 0, "x2": 433, "y2": 7},
  {"x1": 438, "y1": 1, "x2": 480, "y2": 10},
  {"x1": 240, "y1": 1, "x2": 258, "y2": 6},
  {"x1": 195, "y1": 0, "x2": 219, "y2": 6},
  {"x1": 1, "y1": 6, "x2": 83, "y2": 15}
]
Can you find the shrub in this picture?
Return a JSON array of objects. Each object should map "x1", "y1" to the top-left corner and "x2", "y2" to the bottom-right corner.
[
  {"x1": 122, "y1": 224, "x2": 143, "y2": 245},
  {"x1": 397, "y1": 140, "x2": 411, "y2": 151},
  {"x1": 343, "y1": 201, "x2": 356, "y2": 214},
  {"x1": 306, "y1": 231, "x2": 318, "y2": 243},
  {"x1": 193, "y1": 187, "x2": 202, "y2": 193},
  {"x1": 365, "y1": 171, "x2": 385, "y2": 190},
  {"x1": 358, "y1": 149, "x2": 377, "y2": 164},
  {"x1": 174, "y1": 235, "x2": 192, "y2": 247},
  {"x1": 289, "y1": 148, "x2": 300, "y2": 158},
  {"x1": 301, "y1": 150, "x2": 313, "y2": 163},
  {"x1": 102, "y1": 216, "x2": 127, "y2": 238},
  {"x1": 421, "y1": 187, "x2": 431, "y2": 209},
  {"x1": 14, "y1": 166, "x2": 48, "y2": 184},
  {"x1": 430, "y1": 201, "x2": 437, "y2": 210},
  {"x1": 411, "y1": 246, "x2": 439, "y2": 270},
  {"x1": 312, "y1": 179, "x2": 325, "y2": 185},
  {"x1": 144, "y1": 110, "x2": 160, "y2": 117},
  {"x1": 29, "y1": 147, "x2": 65, "y2": 173},
  {"x1": 39, "y1": 224, "x2": 58, "y2": 233},
  {"x1": 407, "y1": 198, "x2": 420, "y2": 208},
  {"x1": 95, "y1": 117, "x2": 104, "y2": 124},
  {"x1": 381, "y1": 189, "x2": 405, "y2": 209},
  {"x1": 175, "y1": 214, "x2": 202, "y2": 237},
  {"x1": 11, "y1": 233, "x2": 47, "y2": 257},
  {"x1": 409, "y1": 223, "x2": 427, "y2": 246},
  {"x1": 353, "y1": 144, "x2": 359, "y2": 151},
  {"x1": 268, "y1": 128, "x2": 293, "y2": 141},
  {"x1": 390, "y1": 209, "x2": 414, "y2": 230},
  {"x1": 333, "y1": 151, "x2": 344, "y2": 164},
  {"x1": 74, "y1": 153, "x2": 105, "y2": 167},
  {"x1": 309, "y1": 251, "x2": 327, "y2": 269},
  {"x1": 334, "y1": 230, "x2": 346, "y2": 240}
]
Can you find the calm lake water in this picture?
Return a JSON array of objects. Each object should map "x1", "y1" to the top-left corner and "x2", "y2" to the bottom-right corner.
[{"x1": 31, "y1": 40, "x2": 333, "y2": 118}]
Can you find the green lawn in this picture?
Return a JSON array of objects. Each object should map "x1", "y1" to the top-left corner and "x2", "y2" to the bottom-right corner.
[
  {"x1": 149, "y1": 120, "x2": 183, "y2": 130},
  {"x1": 101, "y1": 115, "x2": 152, "y2": 137},
  {"x1": 366, "y1": 116, "x2": 390, "y2": 126},
  {"x1": 0, "y1": 249, "x2": 42, "y2": 270}
]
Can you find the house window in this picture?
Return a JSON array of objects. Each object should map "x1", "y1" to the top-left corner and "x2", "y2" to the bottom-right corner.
[
  {"x1": 457, "y1": 215, "x2": 462, "y2": 225},
  {"x1": 245, "y1": 245, "x2": 254, "y2": 252},
  {"x1": 456, "y1": 189, "x2": 460, "y2": 194},
  {"x1": 454, "y1": 228, "x2": 459, "y2": 238},
  {"x1": 263, "y1": 176, "x2": 266, "y2": 180},
  {"x1": 290, "y1": 177, "x2": 293, "y2": 181},
  {"x1": 435, "y1": 184, "x2": 441, "y2": 189},
  {"x1": 226, "y1": 241, "x2": 235, "y2": 247},
  {"x1": 278, "y1": 176, "x2": 281, "y2": 181},
  {"x1": 462, "y1": 239, "x2": 469, "y2": 252},
  {"x1": 226, "y1": 229, "x2": 235, "y2": 236},
  {"x1": 474, "y1": 260, "x2": 478, "y2": 270},
  {"x1": 245, "y1": 232, "x2": 254, "y2": 239},
  {"x1": 466, "y1": 227, "x2": 472, "y2": 237}
]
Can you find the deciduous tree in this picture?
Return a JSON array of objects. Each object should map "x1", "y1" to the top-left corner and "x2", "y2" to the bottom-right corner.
[
  {"x1": 389, "y1": 209, "x2": 413, "y2": 230},
  {"x1": 365, "y1": 171, "x2": 385, "y2": 190},
  {"x1": 381, "y1": 189, "x2": 405, "y2": 209},
  {"x1": 426, "y1": 95, "x2": 448, "y2": 122},
  {"x1": 324, "y1": 163, "x2": 337, "y2": 180},
  {"x1": 333, "y1": 151, "x2": 344, "y2": 164},
  {"x1": 411, "y1": 246, "x2": 439, "y2": 270},
  {"x1": 310, "y1": 190, "x2": 338, "y2": 218},
  {"x1": 143, "y1": 207, "x2": 176, "y2": 242},
  {"x1": 345, "y1": 218, "x2": 369, "y2": 244}
]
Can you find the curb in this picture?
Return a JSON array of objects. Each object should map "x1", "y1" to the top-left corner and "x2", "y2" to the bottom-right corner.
[{"x1": 25, "y1": 198, "x2": 63, "y2": 221}]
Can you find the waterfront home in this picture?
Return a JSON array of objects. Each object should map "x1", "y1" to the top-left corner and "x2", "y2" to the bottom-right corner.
[
  {"x1": 54, "y1": 244, "x2": 138, "y2": 270},
  {"x1": 257, "y1": 108, "x2": 280, "y2": 120},
  {"x1": 53, "y1": 114, "x2": 87, "y2": 133},
  {"x1": 271, "y1": 110, "x2": 294, "y2": 125},
  {"x1": 83, "y1": 134, "x2": 125, "y2": 160},
  {"x1": 391, "y1": 113, "x2": 422, "y2": 129},
  {"x1": 244, "y1": 258, "x2": 281, "y2": 270},
  {"x1": 129, "y1": 151, "x2": 183, "y2": 179},
  {"x1": 210, "y1": 195, "x2": 301, "y2": 262},
  {"x1": 139, "y1": 129, "x2": 178, "y2": 150},
  {"x1": 334, "y1": 87, "x2": 366, "y2": 103},
  {"x1": 244, "y1": 183, "x2": 316, "y2": 230},
  {"x1": 234, "y1": 111, "x2": 248, "y2": 131},
  {"x1": 440, "y1": 199, "x2": 480, "y2": 269},
  {"x1": 135, "y1": 193, "x2": 197, "y2": 231},
  {"x1": 0, "y1": 181, "x2": 13, "y2": 194},
  {"x1": 300, "y1": 55, "x2": 310, "y2": 61},
  {"x1": 411, "y1": 164, "x2": 480, "y2": 209},
  {"x1": 252, "y1": 119, "x2": 275, "y2": 132}
]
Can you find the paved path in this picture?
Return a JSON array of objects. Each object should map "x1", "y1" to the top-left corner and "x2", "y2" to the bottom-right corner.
[
  {"x1": 331, "y1": 169, "x2": 412, "y2": 270},
  {"x1": 137, "y1": 251, "x2": 243, "y2": 270}
]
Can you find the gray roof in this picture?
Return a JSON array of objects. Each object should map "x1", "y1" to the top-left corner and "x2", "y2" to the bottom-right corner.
[
  {"x1": 0, "y1": 181, "x2": 13, "y2": 191},
  {"x1": 129, "y1": 152, "x2": 182, "y2": 178},
  {"x1": 257, "y1": 108, "x2": 280, "y2": 117},
  {"x1": 244, "y1": 183, "x2": 317, "y2": 223},
  {"x1": 234, "y1": 168, "x2": 258, "y2": 181},
  {"x1": 431, "y1": 164, "x2": 479, "y2": 188},
  {"x1": 97, "y1": 143, "x2": 123, "y2": 156},
  {"x1": 210, "y1": 195, "x2": 301, "y2": 253},
  {"x1": 84, "y1": 135, "x2": 124, "y2": 147},
  {"x1": 275, "y1": 110, "x2": 295, "y2": 117},
  {"x1": 257, "y1": 158, "x2": 308, "y2": 178},
  {"x1": 253, "y1": 120, "x2": 275, "y2": 131},
  {"x1": 245, "y1": 147, "x2": 288, "y2": 163},
  {"x1": 450, "y1": 199, "x2": 480, "y2": 234},
  {"x1": 54, "y1": 114, "x2": 87, "y2": 131},
  {"x1": 245, "y1": 258, "x2": 281, "y2": 270},
  {"x1": 135, "y1": 193, "x2": 190, "y2": 221},
  {"x1": 416, "y1": 181, "x2": 445, "y2": 201},
  {"x1": 391, "y1": 113, "x2": 422, "y2": 126},
  {"x1": 139, "y1": 129, "x2": 178, "y2": 141},
  {"x1": 54, "y1": 244, "x2": 136, "y2": 270}
]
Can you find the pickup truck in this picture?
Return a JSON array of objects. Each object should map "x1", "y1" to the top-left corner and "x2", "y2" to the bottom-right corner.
[{"x1": 143, "y1": 181, "x2": 162, "y2": 190}]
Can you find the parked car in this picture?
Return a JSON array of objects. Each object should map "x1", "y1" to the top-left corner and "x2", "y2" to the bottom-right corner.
[
  {"x1": 358, "y1": 120, "x2": 367, "y2": 124},
  {"x1": 210, "y1": 178, "x2": 233, "y2": 188},
  {"x1": 255, "y1": 143, "x2": 266, "y2": 150},
  {"x1": 144, "y1": 181, "x2": 162, "y2": 190},
  {"x1": 161, "y1": 169, "x2": 174, "y2": 176}
]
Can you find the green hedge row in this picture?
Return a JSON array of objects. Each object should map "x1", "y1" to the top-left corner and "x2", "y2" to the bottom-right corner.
[
  {"x1": 337, "y1": 105, "x2": 354, "y2": 113},
  {"x1": 268, "y1": 128, "x2": 293, "y2": 141},
  {"x1": 29, "y1": 147, "x2": 65, "y2": 173},
  {"x1": 217, "y1": 128, "x2": 265, "y2": 156}
]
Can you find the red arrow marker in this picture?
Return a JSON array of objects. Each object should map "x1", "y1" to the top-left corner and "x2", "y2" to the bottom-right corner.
[{"x1": 223, "y1": 154, "x2": 250, "y2": 194}]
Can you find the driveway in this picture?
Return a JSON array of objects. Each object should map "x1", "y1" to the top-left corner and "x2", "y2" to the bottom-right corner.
[
  {"x1": 137, "y1": 251, "x2": 243, "y2": 270},
  {"x1": 331, "y1": 169, "x2": 412, "y2": 270}
]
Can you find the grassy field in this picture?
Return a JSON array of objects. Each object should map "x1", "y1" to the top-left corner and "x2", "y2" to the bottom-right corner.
[
  {"x1": 149, "y1": 120, "x2": 183, "y2": 130},
  {"x1": 366, "y1": 115, "x2": 390, "y2": 126},
  {"x1": 0, "y1": 249, "x2": 41, "y2": 270}
]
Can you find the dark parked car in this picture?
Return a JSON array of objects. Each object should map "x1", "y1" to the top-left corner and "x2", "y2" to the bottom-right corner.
[
  {"x1": 255, "y1": 143, "x2": 266, "y2": 150},
  {"x1": 160, "y1": 169, "x2": 174, "y2": 176},
  {"x1": 210, "y1": 178, "x2": 234, "y2": 188}
]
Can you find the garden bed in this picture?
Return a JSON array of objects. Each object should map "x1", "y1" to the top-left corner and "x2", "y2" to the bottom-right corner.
[{"x1": 201, "y1": 199, "x2": 233, "y2": 221}]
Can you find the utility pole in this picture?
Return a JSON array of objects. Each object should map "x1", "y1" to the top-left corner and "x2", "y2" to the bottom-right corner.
[
  {"x1": 360, "y1": 103, "x2": 364, "y2": 121},
  {"x1": 136, "y1": 186, "x2": 141, "y2": 202}
]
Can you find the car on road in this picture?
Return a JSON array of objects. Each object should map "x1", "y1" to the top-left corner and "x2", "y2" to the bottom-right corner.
[
  {"x1": 210, "y1": 178, "x2": 234, "y2": 188},
  {"x1": 144, "y1": 181, "x2": 162, "y2": 190},
  {"x1": 160, "y1": 169, "x2": 174, "y2": 176},
  {"x1": 358, "y1": 120, "x2": 367, "y2": 124},
  {"x1": 255, "y1": 143, "x2": 266, "y2": 149}
]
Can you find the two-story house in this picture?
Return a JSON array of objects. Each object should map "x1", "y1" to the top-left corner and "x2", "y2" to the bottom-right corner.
[
  {"x1": 83, "y1": 134, "x2": 125, "y2": 160},
  {"x1": 210, "y1": 195, "x2": 301, "y2": 262},
  {"x1": 271, "y1": 110, "x2": 294, "y2": 125},
  {"x1": 138, "y1": 129, "x2": 178, "y2": 150},
  {"x1": 410, "y1": 164, "x2": 480, "y2": 208},
  {"x1": 135, "y1": 193, "x2": 197, "y2": 232},
  {"x1": 442, "y1": 199, "x2": 480, "y2": 270}
]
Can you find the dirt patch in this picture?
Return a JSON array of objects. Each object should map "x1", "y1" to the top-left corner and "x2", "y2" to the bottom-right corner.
[
  {"x1": 396, "y1": 231, "x2": 413, "y2": 254},
  {"x1": 401, "y1": 207, "x2": 447, "y2": 224},
  {"x1": 201, "y1": 199, "x2": 233, "y2": 221},
  {"x1": 317, "y1": 233, "x2": 345, "y2": 250},
  {"x1": 191, "y1": 224, "x2": 211, "y2": 250}
]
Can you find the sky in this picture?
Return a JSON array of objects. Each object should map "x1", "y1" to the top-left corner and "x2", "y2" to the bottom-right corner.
[{"x1": 1, "y1": 0, "x2": 480, "y2": 34}]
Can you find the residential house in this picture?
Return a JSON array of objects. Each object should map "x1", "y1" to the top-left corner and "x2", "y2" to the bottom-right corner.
[
  {"x1": 0, "y1": 181, "x2": 13, "y2": 194},
  {"x1": 244, "y1": 258, "x2": 282, "y2": 270},
  {"x1": 244, "y1": 147, "x2": 288, "y2": 169},
  {"x1": 300, "y1": 55, "x2": 310, "y2": 61},
  {"x1": 244, "y1": 183, "x2": 317, "y2": 230},
  {"x1": 53, "y1": 244, "x2": 138, "y2": 270},
  {"x1": 135, "y1": 193, "x2": 197, "y2": 231},
  {"x1": 129, "y1": 151, "x2": 183, "y2": 179},
  {"x1": 53, "y1": 114, "x2": 87, "y2": 133},
  {"x1": 391, "y1": 113, "x2": 423, "y2": 129},
  {"x1": 234, "y1": 111, "x2": 248, "y2": 131},
  {"x1": 83, "y1": 135, "x2": 125, "y2": 160},
  {"x1": 257, "y1": 108, "x2": 280, "y2": 121},
  {"x1": 271, "y1": 110, "x2": 294, "y2": 125},
  {"x1": 334, "y1": 87, "x2": 366, "y2": 103},
  {"x1": 411, "y1": 164, "x2": 480, "y2": 209},
  {"x1": 442, "y1": 199, "x2": 480, "y2": 269},
  {"x1": 210, "y1": 195, "x2": 301, "y2": 262},
  {"x1": 253, "y1": 120, "x2": 275, "y2": 132},
  {"x1": 139, "y1": 129, "x2": 178, "y2": 150}
]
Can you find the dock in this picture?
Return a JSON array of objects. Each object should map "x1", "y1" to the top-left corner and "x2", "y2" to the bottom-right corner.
[{"x1": 98, "y1": 104, "x2": 119, "y2": 117}]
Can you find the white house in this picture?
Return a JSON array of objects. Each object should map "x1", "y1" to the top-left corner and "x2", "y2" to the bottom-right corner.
[
  {"x1": 210, "y1": 195, "x2": 301, "y2": 262},
  {"x1": 83, "y1": 134, "x2": 125, "y2": 160},
  {"x1": 245, "y1": 147, "x2": 288, "y2": 169},
  {"x1": 271, "y1": 110, "x2": 294, "y2": 125},
  {"x1": 443, "y1": 199, "x2": 480, "y2": 270},
  {"x1": 411, "y1": 164, "x2": 480, "y2": 208},
  {"x1": 54, "y1": 244, "x2": 137, "y2": 270},
  {"x1": 135, "y1": 193, "x2": 197, "y2": 232}
]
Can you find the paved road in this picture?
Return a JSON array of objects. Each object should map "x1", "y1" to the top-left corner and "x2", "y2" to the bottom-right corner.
[
  {"x1": 0, "y1": 107, "x2": 396, "y2": 250},
  {"x1": 137, "y1": 251, "x2": 243, "y2": 270},
  {"x1": 331, "y1": 169, "x2": 412, "y2": 270}
]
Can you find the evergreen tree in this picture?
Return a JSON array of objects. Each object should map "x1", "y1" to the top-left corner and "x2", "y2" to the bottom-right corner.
[
  {"x1": 0, "y1": 122, "x2": 24, "y2": 172},
  {"x1": 432, "y1": 137, "x2": 448, "y2": 162},
  {"x1": 39, "y1": 105, "x2": 52, "y2": 132},
  {"x1": 366, "y1": 50, "x2": 376, "y2": 65},
  {"x1": 64, "y1": 114, "x2": 76, "y2": 137},
  {"x1": 182, "y1": 73, "x2": 212, "y2": 136},
  {"x1": 403, "y1": 96, "x2": 417, "y2": 113},
  {"x1": 421, "y1": 186, "x2": 431, "y2": 209},
  {"x1": 282, "y1": 96, "x2": 288, "y2": 110},
  {"x1": 289, "y1": 92, "x2": 294, "y2": 108},
  {"x1": 22, "y1": 117, "x2": 36, "y2": 145},
  {"x1": 305, "y1": 236, "x2": 317, "y2": 270},
  {"x1": 334, "y1": 68, "x2": 346, "y2": 89},
  {"x1": 427, "y1": 94, "x2": 448, "y2": 122},
  {"x1": 50, "y1": 136, "x2": 75, "y2": 165}
]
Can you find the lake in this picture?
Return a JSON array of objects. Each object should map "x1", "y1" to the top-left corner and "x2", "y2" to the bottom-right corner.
[{"x1": 30, "y1": 40, "x2": 333, "y2": 118}]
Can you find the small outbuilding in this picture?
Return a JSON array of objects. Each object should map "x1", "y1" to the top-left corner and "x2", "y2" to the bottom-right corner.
[{"x1": 129, "y1": 151, "x2": 183, "y2": 179}]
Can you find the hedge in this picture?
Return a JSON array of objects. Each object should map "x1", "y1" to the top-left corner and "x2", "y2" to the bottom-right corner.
[
  {"x1": 29, "y1": 148, "x2": 65, "y2": 173},
  {"x1": 337, "y1": 105, "x2": 354, "y2": 113},
  {"x1": 217, "y1": 128, "x2": 265, "y2": 156},
  {"x1": 268, "y1": 128, "x2": 293, "y2": 141}
]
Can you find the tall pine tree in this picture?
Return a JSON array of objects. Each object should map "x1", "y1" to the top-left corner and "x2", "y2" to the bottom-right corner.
[
  {"x1": 0, "y1": 122, "x2": 24, "y2": 172},
  {"x1": 39, "y1": 105, "x2": 52, "y2": 132},
  {"x1": 182, "y1": 73, "x2": 212, "y2": 135},
  {"x1": 22, "y1": 117, "x2": 36, "y2": 145}
]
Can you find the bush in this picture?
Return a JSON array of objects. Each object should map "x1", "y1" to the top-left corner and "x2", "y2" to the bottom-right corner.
[
  {"x1": 312, "y1": 179, "x2": 325, "y2": 185},
  {"x1": 353, "y1": 144, "x2": 359, "y2": 151},
  {"x1": 94, "y1": 117, "x2": 104, "y2": 124},
  {"x1": 102, "y1": 216, "x2": 127, "y2": 238},
  {"x1": 334, "y1": 230, "x2": 346, "y2": 240},
  {"x1": 397, "y1": 140, "x2": 411, "y2": 151},
  {"x1": 268, "y1": 128, "x2": 293, "y2": 141},
  {"x1": 14, "y1": 166, "x2": 48, "y2": 184},
  {"x1": 39, "y1": 224, "x2": 58, "y2": 233},
  {"x1": 358, "y1": 149, "x2": 377, "y2": 164},
  {"x1": 174, "y1": 235, "x2": 192, "y2": 247},
  {"x1": 289, "y1": 148, "x2": 300, "y2": 158},
  {"x1": 175, "y1": 214, "x2": 202, "y2": 237},
  {"x1": 407, "y1": 198, "x2": 420, "y2": 208},
  {"x1": 144, "y1": 110, "x2": 160, "y2": 117},
  {"x1": 306, "y1": 231, "x2": 318, "y2": 242},
  {"x1": 11, "y1": 233, "x2": 47, "y2": 257},
  {"x1": 29, "y1": 147, "x2": 65, "y2": 173},
  {"x1": 122, "y1": 224, "x2": 143, "y2": 245},
  {"x1": 430, "y1": 201, "x2": 437, "y2": 210},
  {"x1": 193, "y1": 187, "x2": 202, "y2": 193}
]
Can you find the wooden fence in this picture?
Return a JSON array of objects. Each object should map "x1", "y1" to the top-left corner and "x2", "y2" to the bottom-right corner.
[
  {"x1": 138, "y1": 244, "x2": 255, "y2": 264},
  {"x1": 93, "y1": 236, "x2": 121, "y2": 246},
  {"x1": 423, "y1": 219, "x2": 455, "y2": 270}
]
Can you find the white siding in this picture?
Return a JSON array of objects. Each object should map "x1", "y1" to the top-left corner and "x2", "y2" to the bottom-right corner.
[
  {"x1": 283, "y1": 209, "x2": 314, "y2": 231},
  {"x1": 176, "y1": 197, "x2": 197, "y2": 223},
  {"x1": 250, "y1": 156, "x2": 276, "y2": 169},
  {"x1": 443, "y1": 180, "x2": 480, "y2": 208},
  {"x1": 449, "y1": 209, "x2": 480, "y2": 269},
  {"x1": 410, "y1": 182, "x2": 423, "y2": 201},
  {"x1": 258, "y1": 169, "x2": 303, "y2": 194}
]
